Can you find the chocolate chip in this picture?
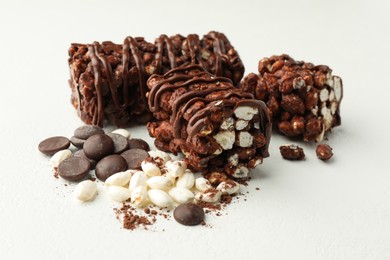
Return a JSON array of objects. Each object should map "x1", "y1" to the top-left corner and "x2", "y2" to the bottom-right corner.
[
  {"x1": 83, "y1": 134, "x2": 115, "y2": 160},
  {"x1": 74, "y1": 149, "x2": 97, "y2": 169},
  {"x1": 173, "y1": 203, "x2": 205, "y2": 226},
  {"x1": 70, "y1": 136, "x2": 86, "y2": 149},
  {"x1": 74, "y1": 125, "x2": 104, "y2": 139},
  {"x1": 58, "y1": 156, "x2": 90, "y2": 181},
  {"x1": 107, "y1": 133, "x2": 129, "y2": 154},
  {"x1": 95, "y1": 154, "x2": 128, "y2": 181},
  {"x1": 128, "y1": 138, "x2": 150, "y2": 151},
  {"x1": 121, "y1": 149, "x2": 150, "y2": 169},
  {"x1": 38, "y1": 136, "x2": 70, "y2": 156}
]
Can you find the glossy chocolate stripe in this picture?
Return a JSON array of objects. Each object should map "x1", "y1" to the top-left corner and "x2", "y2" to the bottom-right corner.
[
  {"x1": 155, "y1": 35, "x2": 176, "y2": 73},
  {"x1": 148, "y1": 67, "x2": 231, "y2": 113},
  {"x1": 186, "y1": 34, "x2": 207, "y2": 69},
  {"x1": 88, "y1": 44, "x2": 104, "y2": 126},
  {"x1": 208, "y1": 31, "x2": 224, "y2": 76},
  {"x1": 94, "y1": 43, "x2": 121, "y2": 109},
  {"x1": 171, "y1": 85, "x2": 233, "y2": 122},
  {"x1": 127, "y1": 37, "x2": 147, "y2": 108}
]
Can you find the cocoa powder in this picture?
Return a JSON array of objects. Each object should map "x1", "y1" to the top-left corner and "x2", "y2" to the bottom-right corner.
[{"x1": 114, "y1": 204, "x2": 155, "y2": 230}]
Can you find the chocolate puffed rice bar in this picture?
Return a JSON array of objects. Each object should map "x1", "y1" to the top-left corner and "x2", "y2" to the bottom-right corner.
[
  {"x1": 240, "y1": 54, "x2": 343, "y2": 142},
  {"x1": 68, "y1": 32, "x2": 244, "y2": 126},
  {"x1": 146, "y1": 64, "x2": 271, "y2": 184}
]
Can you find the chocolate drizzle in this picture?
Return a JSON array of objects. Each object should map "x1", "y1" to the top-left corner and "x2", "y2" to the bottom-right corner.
[
  {"x1": 68, "y1": 32, "x2": 245, "y2": 126},
  {"x1": 123, "y1": 37, "x2": 146, "y2": 110},
  {"x1": 155, "y1": 35, "x2": 177, "y2": 72},
  {"x1": 208, "y1": 31, "x2": 224, "y2": 77},
  {"x1": 147, "y1": 64, "x2": 257, "y2": 139},
  {"x1": 146, "y1": 65, "x2": 272, "y2": 174},
  {"x1": 148, "y1": 64, "x2": 233, "y2": 114},
  {"x1": 185, "y1": 34, "x2": 208, "y2": 69},
  {"x1": 148, "y1": 64, "x2": 271, "y2": 157},
  {"x1": 87, "y1": 44, "x2": 104, "y2": 125},
  {"x1": 94, "y1": 43, "x2": 120, "y2": 108},
  {"x1": 88, "y1": 40, "x2": 146, "y2": 125}
]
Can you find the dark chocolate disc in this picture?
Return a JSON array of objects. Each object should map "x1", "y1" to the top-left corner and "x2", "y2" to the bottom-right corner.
[
  {"x1": 83, "y1": 134, "x2": 115, "y2": 160},
  {"x1": 121, "y1": 149, "x2": 150, "y2": 169},
  {"x1": 58, "y1": 156, "x2": 90, "y2": 181},
  {"x1": 38, "y1": 136, "x2": 70, "y2": 156},
  {"x1": 74, "y1": 149, "x2": 97, "y2": 169},
  {"x1": 95, "y1": 154, "x2": 128, "y2": 181},
  {"x1": 173, "y1": 203, "x2": 205, "y2": 226},
  {"x1": 74, "y1": 125, "x2": 104, "y2": 140},
  {"x1": 107, "y1": 133, "x2": 129, "y2": 154},
  {"x1": 128, "y1": 138, "x2": 150, "y2": 151},
  {"x1": 70, "y1": 136, "x2": 86, "y2": 149}
]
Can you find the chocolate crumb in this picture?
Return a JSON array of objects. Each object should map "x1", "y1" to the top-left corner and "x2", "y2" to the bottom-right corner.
[{"x1": 255, "y1": 187, "x2": 260, "y2": 191}]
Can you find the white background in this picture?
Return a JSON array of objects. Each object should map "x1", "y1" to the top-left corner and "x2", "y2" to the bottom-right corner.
[{"x1": 1, "y1": 0, "x2": 389, "y2": 259}]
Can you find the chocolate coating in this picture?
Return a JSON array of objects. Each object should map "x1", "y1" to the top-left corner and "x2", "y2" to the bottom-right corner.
[
  {"x1": 121, "y1": 149, "x2": 150, "y2": 169},
  {"x1": 173, "y1": 203, "x2": 205, "y2": 226},
  {"x1": 58, "y1": 156, "x2": 90, "y2": 181},
  {"x1": 95, "y1": 154, "x2": 128, "y2": 181},
  {"x1": 38, "y1": 136, "x2": 70, "y2": 156},
  {"x1": 83, "y1": 134, "x2": 115, "y2": 160}
]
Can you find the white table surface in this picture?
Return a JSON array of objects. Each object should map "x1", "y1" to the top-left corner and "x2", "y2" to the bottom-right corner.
[{"x1": 1, "y1": 0, "x2": 389, "y2": 259}]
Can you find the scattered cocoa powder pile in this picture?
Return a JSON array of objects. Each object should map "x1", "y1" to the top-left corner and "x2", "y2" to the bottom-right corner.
[{"x1": 114, "y1": 204, "x2": 156, "y2": 230}]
